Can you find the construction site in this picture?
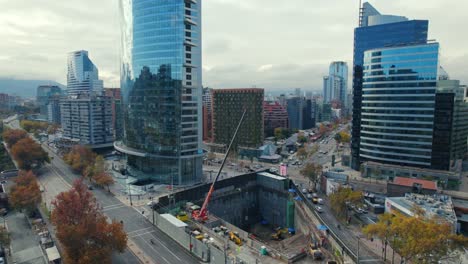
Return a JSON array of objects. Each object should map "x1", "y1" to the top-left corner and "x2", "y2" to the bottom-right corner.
[{"x1": 152, "y1": 171, "x2": 337, "y2": 263}]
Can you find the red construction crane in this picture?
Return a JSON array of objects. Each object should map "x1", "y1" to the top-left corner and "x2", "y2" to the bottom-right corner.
[{"x1": 192, "y1": 110, "x2": 247, "y2": 222}]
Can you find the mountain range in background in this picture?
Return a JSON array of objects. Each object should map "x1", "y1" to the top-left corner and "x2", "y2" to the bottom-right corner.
[{"x1": 0, "y1": 79, "x2": 65, "y2": 98}]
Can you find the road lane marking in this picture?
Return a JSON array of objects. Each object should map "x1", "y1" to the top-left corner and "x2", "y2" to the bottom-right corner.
[
  {"x1": 138, "y1": 236, "x2": 170, "y2": 264},
  {"x1": 127, "y1": 227, "x2": 153, "y2": 235},
  {"x1": 102, "y1": 204, "x2": 126, "y2": 211},
  {"x1": 130, "y1": 230, "x2": 156, "y2": 238}
]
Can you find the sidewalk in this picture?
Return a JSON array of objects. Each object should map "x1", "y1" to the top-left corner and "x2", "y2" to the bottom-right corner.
[{"x1": 348, "y1": 225, "x2": 402, "y2": 264}]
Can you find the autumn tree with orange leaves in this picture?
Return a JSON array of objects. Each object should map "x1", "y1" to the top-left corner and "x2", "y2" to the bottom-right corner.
[
  {"x1": 11, "y1": 137, "x2": 49, "y2": 170},
  {"x1": 63, "y1": 145, "x2": 97, "y2": 175},
  {"x1": 2, "y1": 129, "x2": 28, "y2": 147},
  {"x1": 51, "y1": 180, "x2": 127, "y2": 264},
  {"x1": 9, "y1": 170, "x2": 42, "y2": 215}
]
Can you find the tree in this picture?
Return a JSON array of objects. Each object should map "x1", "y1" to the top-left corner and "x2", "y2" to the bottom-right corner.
[
  {"x1": 84, "y1": 155, "x2": 105, "y2": 182},
  {"x1": 300, "y1": 162, "x2": 322, "y2": 189},
  {"x1": 94, "y1": 172, "x2": 115, "y2": 192},
  {"x1": 47, "y1": 124, "x2": 60, "y2": 134},
  {"x1": 319, "y1": 124, "x2": 327, "y2": 135},
  {"x1": 9, "y1": 170, "x2": 42, "y2": 215},
  {"x1": 51, "y1": 180, "x2": 127, "y2": 264},
  {"x1": 296, "y1": 147, "x2": 308, "y2": 161},
  {"x1": 2, "y1": 129, "x2": 28, "y2": 147},
  {"x1": 338, "y1": 131, "x2": 350, "y2": 143},
  {"x1": 297, "y1": 135, "x2": 308, "y2": 144},
  {"x1": 274, "y1": 128, "x2": 283, "y2": 140},
  {"x1": 309, "y1": 144, "x2": 319, "y2": 156},
  {"x1": 63, "y1": 146, "x2": 97, "y2": 175},
  {"x1": 11, "y1": 137, "x2": 50, "y2": 170},
  {"x1": 0, "y1": 226, "x2": 10, "y2": 247},
  {"x1": 330, "y1": 187, "x2": 362, "y2": 220},
  {"x1": 20, "y1": 120, "x2": 48, "y2": 133},
  {"x1": 334, "y1": 133, "x2": 342, "y2": 143},
  {"x1": 363, "y1": 212, "x2": 468, "y2": 263}
]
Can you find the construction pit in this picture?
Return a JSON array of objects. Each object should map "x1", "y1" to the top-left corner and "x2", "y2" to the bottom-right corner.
[{"x1": 154, "y1": 171, "x2": 336, "y2": 263}]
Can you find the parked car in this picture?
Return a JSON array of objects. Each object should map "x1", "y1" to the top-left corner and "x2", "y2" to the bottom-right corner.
[
  {"x1": 301, "y1": 189, "x2": 308, "y2": 194},
  {"x1": 317, "y1": 198, "x2": 324, "y2": 205},
  {"x1": 306, "y1": 193, "x2": 313, "y2": 199}
]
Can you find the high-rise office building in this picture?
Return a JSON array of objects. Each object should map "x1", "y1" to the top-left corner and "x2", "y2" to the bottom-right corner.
[
  {"x1": 60, "y1": 95, "x2": 113, "y2": 148},
  {"x1": 202, "y1": 87, "x2": 213, "y2": 141},
  {"x1": 67, "y1": 50, "x2": 103, "y2": 96},
  {"x1": 302, "y1": 99, "x2": 314, "y2": 129},
  {"x1": 323, "y1": 61, "x2": 348, "y2": 106},
  {"x1": 47, "y1": 95, "x2": 61, "y2": 124},
  {"x1": 264, "y1": 100, "x2": 288, "y2": 137},
  {"x1": 104, "y1": 88, "x2": 123, "y2": 140},
  {"x1": 117, "y1": 0, "x2": 203, "y2": 185},
  {"x1": 36, "y1": 85, "x2": 62, "y2": 120},
  {"x1": 359, "y1": 43, "x2": 468, "y2": 171},
  {"x1": 287, "y1": 97, "x2": 303, "y2": 131},
  {"x1": 211, "y1": 88, "x2": 264, "y2": 150},
  {"x1": 359, "y1": 43, "x2": 439, "y2": 168},
  {"x1": 351, "y1": 2, "x2": 429, "y2": 170}
]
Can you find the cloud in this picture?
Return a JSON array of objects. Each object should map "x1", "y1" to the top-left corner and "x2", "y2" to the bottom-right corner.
[{"x1": 0, "y1": 0, "x2": 466, "y2": 92}]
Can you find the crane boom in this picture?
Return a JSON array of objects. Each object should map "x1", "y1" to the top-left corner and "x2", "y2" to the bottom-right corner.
[{"x1": 193, "y1": 110, "x2": 247, "y2": 221}]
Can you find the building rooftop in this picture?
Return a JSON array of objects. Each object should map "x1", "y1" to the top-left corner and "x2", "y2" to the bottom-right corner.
[
  {"x1": 392, "y1": 177, "x2": 438, "y2": 191},
  {"x1": 387, "y1": 193, "x2": 457, "y2": 225}
]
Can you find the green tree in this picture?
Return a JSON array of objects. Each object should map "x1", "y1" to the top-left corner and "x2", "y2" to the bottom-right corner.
[
  {"x1": 330, "y1": 187, "x2": 362, "y2": 220},
  {"x1": 300, "y1": 162, "x2": 322, "y2": 189},
  {"x1": 296, "y1": 147, "x2": 308, "y2": 161}
]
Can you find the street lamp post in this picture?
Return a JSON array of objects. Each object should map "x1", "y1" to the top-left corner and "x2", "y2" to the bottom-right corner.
[
  {"x1": 127, "y1": 180, "x2": 133, "y2": 206},
  {"x1": 357, "y1": 236, "x2": 362, "y2": 264}
]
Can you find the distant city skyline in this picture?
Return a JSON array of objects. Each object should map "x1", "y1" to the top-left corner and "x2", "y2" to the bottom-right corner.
[{"x1": 1, "y1": 0, "x2": 467, "y2": 90}]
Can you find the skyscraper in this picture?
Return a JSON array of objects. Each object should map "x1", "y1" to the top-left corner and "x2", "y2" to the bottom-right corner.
[
  {"x1": 36, "y1": 85, "x2": 62, "y2": 119},
  {"x1": 286, "y1": 97, "x2": 303, "y2": 131},
  {"x1": 118, "y1": 0, "x2": 203, "y2": 185},
  {"x1": 323, "y1": 61, "x2": 348, "y2": 106},
  {"x1": 359, "y1": 43, "x2": 439, "y2": 168},
  {"x1": 67, "y1": 50, "x2": 103, "y2": 96},
  {"x1": 351, "y1": 2, "x2": 429, "y2": 170}
]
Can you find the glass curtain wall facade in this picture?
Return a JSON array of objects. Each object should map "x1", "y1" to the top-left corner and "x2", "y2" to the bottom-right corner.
[
  {"x1": 67, "y1": 50, "x2": 103, "y2": 96},
  {"x1": 118, "y1": 0, "x2": 203, "y2": 185},
  {"x1": 351, "y1": 19, "x2": 428, "y2": 170},
  {"x1": 359, "y1": 43, "x2": 439, "y2": 167}
]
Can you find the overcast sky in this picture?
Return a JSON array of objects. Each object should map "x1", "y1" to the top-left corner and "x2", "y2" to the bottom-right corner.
[{"x1": 1, "y1": 0, "x2": 467, "y2": 92}]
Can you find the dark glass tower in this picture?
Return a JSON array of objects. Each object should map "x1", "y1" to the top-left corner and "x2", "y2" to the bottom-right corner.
[
  {"x1": 351, "y1": 2, "x2": 429, "y2": 170},
  {"x1": 118, "y1": 0, "x2": 203, "y2": 185}
]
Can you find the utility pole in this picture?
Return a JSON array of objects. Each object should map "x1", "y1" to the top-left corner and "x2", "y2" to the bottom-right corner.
[{"x1": 127, "y1": 180, "x2": 133, "y2": 206}]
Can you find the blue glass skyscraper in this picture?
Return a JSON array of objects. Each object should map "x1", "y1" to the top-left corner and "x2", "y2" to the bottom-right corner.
[
  {"x1": 351, "y1": 2, "x2": 429, "y2": 170},
  {"x1": 360, "y1": 43, "x2": 439, "y2": 167},
  {"x1": 118, "y1": 0, "x2": 203, "y2": 185}
]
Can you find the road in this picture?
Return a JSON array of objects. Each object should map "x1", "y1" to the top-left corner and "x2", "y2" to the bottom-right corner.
[
  {"x1": 4, "y1": 115, "x2": 199, "y2": 263},
  {"x1": 41, "y1": 145, "x2": 199, "y2": 264}
]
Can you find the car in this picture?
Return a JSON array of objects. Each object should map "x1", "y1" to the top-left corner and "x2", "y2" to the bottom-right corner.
[
  {"x1": 87, "y1": 185, "x2": 93, "y2": 190},
  {"x1": 0, "y1": 257, "x2": 5, "y2": 264},
  {"x1": 312, "y1": 197, "x2": 319, "y2": 204},
  {"x1": 301, "y1": 188, "x2": 308, "y2": 194},
  {"x1": 317, "y1": 198, "x2": 324, "y2": 204},
  {"x1": 306, "y1": 193, "x2": 313, "y2": 199},
  {"x1": 315, "y1": 206, "x2": 323, "y2": 213}
]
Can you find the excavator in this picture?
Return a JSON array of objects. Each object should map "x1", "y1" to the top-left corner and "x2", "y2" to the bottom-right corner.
[
  {"x1": 271, "y1": 228, "x2": 288, "y2": 240},
  {"x1": 192, "y1": 110, "x2": 247, "y2": 222},
  {"x1": 229, "y1": 231, "x2": 242, "y2": 246}
]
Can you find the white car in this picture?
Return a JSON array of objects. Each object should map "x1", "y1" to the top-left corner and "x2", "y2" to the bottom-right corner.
[{"x1": 315, "y1": 206, "x2": 323, "y2": 213}]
